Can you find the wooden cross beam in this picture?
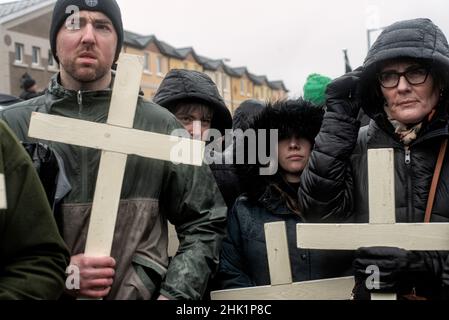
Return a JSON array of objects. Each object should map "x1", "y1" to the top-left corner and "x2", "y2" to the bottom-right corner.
[
  {"x1": 168, "y1": 222, "x2": 179, "y2": 258},
  {"x1": 210, "y1": 221, "x2": 355, "y2": 300},
  {"x1": 297, "y1": 148, "x2": 449, "y2": 300},
  {"x1": 28, "y1": 54, "x2": 205, "y2": 259},
  {"x1": 0, "y1": 174, "x2": 6, "y2": 209}
]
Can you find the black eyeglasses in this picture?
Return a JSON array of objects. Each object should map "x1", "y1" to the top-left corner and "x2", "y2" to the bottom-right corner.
[{"x1": 378, "y1": 66, "x2": 431, "y2": 88}]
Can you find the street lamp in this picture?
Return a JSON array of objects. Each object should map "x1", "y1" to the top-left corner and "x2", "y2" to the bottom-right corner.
[{"x1": 367, "y1": 27, "x2": 385, "y2": 51}]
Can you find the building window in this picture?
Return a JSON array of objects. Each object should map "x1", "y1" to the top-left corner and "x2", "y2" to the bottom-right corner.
[
  {"x1": 32, "y1": 46, "x2": 41, "y2": 66},
  {"x1": 156, "y1": 56, "x2": 165, "y2": 76},
  {"x1": 222, "y1": 74, "x2": 229, "y2": 91},
  {"x1": 15, "y1": 43, "x2": 24, "y2": 63},
  {"x1": 211, "y1": 73, "x2": 217, "y2": 84},
  {"x1": 240, "y1": 79, "x2": 245, "y2": 95},
  {"x1": 216, "y1": 72, "x2": 222, "y2": 89},
  {"x1": 48, "y1": 50, "x2": 54, "y2": 67},
  {"x1": 143, "y1": 52, "x2": 150, "y2": 72}
]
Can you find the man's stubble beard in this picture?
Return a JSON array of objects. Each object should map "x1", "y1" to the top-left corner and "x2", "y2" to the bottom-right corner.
[{"x1": 60, "y1": 58, "x2": 111, "y2": 85}]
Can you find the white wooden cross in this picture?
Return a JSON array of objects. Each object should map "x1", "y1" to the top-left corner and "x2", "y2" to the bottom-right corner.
[
  {"x1": 297, "y1": 148, "x2": 449, "y2": 300},
  {"x1": 210, "y1": 221, "x2": 354, "y2": 300},
  {"x1": 0, "y1": 173, "x2": 6, "y2": 209},
  {"x1": 28, "y1": 53, "x2": 205, "y2": 259},
  {"x1": 168, "y1": 223, "x2": 180, "y2": 258}
]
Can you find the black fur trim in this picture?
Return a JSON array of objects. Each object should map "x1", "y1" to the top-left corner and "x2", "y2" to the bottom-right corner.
[{"x1": 236, "y1": 98, "x2": 324, "y2": 200}]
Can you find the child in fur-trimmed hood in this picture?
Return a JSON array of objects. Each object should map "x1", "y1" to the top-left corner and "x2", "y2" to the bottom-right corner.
[{"x1": 215, "y1": 98, "x2": 354, "y2": 290}]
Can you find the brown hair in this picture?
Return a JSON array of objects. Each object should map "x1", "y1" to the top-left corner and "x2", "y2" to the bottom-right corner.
[{"x1": 170, "y1": 102, "x2": 214, "y2": 120}]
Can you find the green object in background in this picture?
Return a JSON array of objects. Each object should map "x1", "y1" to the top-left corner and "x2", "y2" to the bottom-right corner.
[{"x1": 303, "y1": 73, "x2": 332, "y2": 106}]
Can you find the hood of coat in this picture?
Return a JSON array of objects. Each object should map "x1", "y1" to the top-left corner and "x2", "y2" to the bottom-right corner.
[
  {"x1": 359, "y1": 18, "x2": 449, "y2": 131},
  {"x1": 153, "y1": 69, "x2": 232, "y2": 135},
  {"x1": 232, "y1": 99, "x2": 265, "y2": 131},
  {"x1": 237, "y1": 99, "x2": 323, "y2": 202}
]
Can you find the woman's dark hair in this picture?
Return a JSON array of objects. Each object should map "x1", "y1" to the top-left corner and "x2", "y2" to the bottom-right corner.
[{"x1": 430, "y1": 61, "x2": 449, "y2": 107}]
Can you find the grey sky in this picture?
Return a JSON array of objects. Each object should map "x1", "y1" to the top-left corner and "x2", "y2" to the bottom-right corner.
[
  {"x1": 114, "y1": 0, "x2": 449, "y2": 97},
  {"x1": 3, "y1": 0, "x2": 449, "y2": 97}
]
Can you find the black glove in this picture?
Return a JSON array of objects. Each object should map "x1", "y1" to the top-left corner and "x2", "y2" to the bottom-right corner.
[
  {"x1": 325, "y1": 67, "x2": 363, "y2": 118},
  {"x1": 353, "y1": 247, "x2": 436, "y2": 299}
]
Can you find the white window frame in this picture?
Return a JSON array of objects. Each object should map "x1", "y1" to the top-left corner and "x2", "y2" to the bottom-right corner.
[
  {"x1": 216, "y1": 72, "x2": 222, "y2": 90},
  {"x1": 48, "y1": 49, "x2": 55, "y2": 67},
  {"x1": 156, "y1": 56, "x2": 164, "y2": 76},
  {"x1": 15, "y1": 43, "x2": 24, "y2": 64},
  {"x1": 240, "y1": 79, "x2": 245, "y2": 96},
  {"x1": 143, "y1": 52, "x2": 151, "y2": 73},
  {"x1": 32, "y1": 46, "x2": 41, "y2": 66},
  {"x1": 222, "y1": 74, "x2": 229, "y2": 92}
]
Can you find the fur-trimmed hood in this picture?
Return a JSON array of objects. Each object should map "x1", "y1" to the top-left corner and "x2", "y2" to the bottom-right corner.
[{"x1": 237, "y1": 98, "x2": 324, "y2": 201}]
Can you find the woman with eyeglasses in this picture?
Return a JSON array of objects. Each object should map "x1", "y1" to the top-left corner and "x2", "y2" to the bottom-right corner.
[{"x1": 298, "y1": 18, "x2": 449, "y2": 300}]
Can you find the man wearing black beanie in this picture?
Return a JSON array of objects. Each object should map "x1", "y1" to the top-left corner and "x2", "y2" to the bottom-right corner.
[
  {"x1": 49, "y1": 0, "x2": 123, "y2": 64},
  {"x1": 0, "y1": 0, "x2": 226, "y2": 301}
]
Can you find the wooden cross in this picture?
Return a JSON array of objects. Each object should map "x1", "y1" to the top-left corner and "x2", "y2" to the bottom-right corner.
[
  {"x1": 210, "y1": 221, "x2": 355, "y2": 300},
  {"x1": 0, "y1": 173, "x2": 6, "y2": 209},
  {"x1": 28, "y1": 54, "x2": 205, "y2": 259},
  {"x1": 297, "y1": 148, "x2": 449, "y2": 300},
  {"x1": 168, "y1": 222, "x2": 179, "y2": 257}
]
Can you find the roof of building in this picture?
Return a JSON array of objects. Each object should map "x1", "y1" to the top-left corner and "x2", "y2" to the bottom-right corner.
[
  {"x1": 158, "y1": 40, "x2": 182, "y2": 58},
  {"x1": 197, "y1": 55, "x2": 221, "y2": 70},
  {"x1": 0, "y1": 0, "x2": 54, "y2": 21},
  {"x1": 124, "y1": 31, "x2": 182, "y2": 58},
  {"x1": 2, "y1": 1, "x2": 289, "y2": 93},
  {"x1": 231, "y1": 67, "x2": 250, "y2": 77},
  {"x1": 248, "y1": 73, "x2": 269, "y2": 85},
  {"x1": 269, "y1": 80, "x2": 289, "y2": 92}
]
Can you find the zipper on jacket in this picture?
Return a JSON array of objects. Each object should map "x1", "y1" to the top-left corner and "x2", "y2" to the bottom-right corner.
[
  {"x1": 77, "y1": 90, "x2": 83, "y2": 111},
  {"x1": 404, "y1": 146, "x2": 413, "y2": 221},
  {"x1": 77, "y1": 90, "x2": 89, "y2": 203},
  {"x1": 405, "y1": 146, "x2": 411, "y2": 165}
]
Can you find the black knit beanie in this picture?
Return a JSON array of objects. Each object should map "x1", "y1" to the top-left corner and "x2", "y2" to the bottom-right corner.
[{"x1": 50, "y1": 0, "x2": 123, "y2": 63}]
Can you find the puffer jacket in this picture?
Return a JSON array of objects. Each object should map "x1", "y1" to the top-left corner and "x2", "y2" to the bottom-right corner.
[
  {"x1": 0, "y1": 120, "x2": 69, "y2": 299},
  {"x1": 215, "y1": 100, "x2": 353, "y2": 290},
  {"x1": 299, "y1": 18, "x2": 449, "y2": 298},
  {"x1": 0, "y1": 74, "x2": 227, "y2": 300},
  {"x1": 216, "y1": 179, "x2": 354, "y2": 289}
]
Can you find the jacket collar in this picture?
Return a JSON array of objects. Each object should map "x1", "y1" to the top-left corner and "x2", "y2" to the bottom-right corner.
[
  {"x1": 257, "y1": 176, "x2": 301, "y2": 217},
  {"x1": 47, "y1": 73, "x2": 114, "y2": 99},
  {"x1": 42, "y1": 73, "x2": 114, "y2": 113},
  {"x1": 367, "y1": 103, "x2": 449, "y2": 148},
  {"x1": 367, "y1": 117, "x2": 449, "y2": 149}
]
